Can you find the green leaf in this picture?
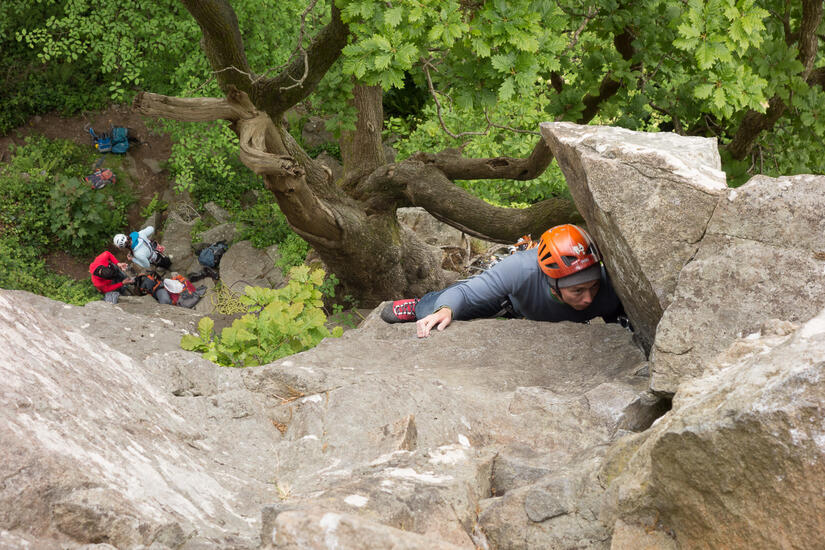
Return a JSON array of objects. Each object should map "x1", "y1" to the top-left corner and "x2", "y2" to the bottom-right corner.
[
  {"x1": 384, "y1": 7, "x2": 403, "y2": 27},
  {"x1": 694, "y1": 83, "x2": 714, "y2": 99},
  {"x1": 695, "y1": 42, "x2": 716, "y2": 70}
]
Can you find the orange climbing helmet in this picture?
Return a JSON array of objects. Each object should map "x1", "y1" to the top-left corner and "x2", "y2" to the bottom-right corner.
[{"x1": 536, "y1": 224, "x2": 601, "y2": 280}]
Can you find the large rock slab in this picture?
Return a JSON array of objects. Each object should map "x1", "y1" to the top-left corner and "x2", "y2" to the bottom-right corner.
[
  {"x1": 540, "y1": 122, "x2": 727, "y2": 353},
  {"x1": 0, "y1": 288, "x2": 652, "y2": 548},
  {"x1": 160, "y1": 210, "x2": 199, "y2": 272},
  {"x1": 603, "y1": 309, "x2": 825, "y2": 548},
  {"x1": 0, "y1": 290, "x2": 277, "y2": 548},
  {"x1": 651, "y1": 174, "x2": 825, "y2": 392},
  {"x1": 241, "y1": 314, "x2": 649, "y2": 547}
]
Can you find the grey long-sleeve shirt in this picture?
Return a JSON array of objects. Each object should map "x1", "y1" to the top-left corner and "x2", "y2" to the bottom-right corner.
[{"x1": 433, "y1": 248, "x2": 623, "y2": 323}]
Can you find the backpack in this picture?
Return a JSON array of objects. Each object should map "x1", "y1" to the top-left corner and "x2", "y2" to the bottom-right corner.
[
  {"x1": 198, "y1": 241, "x2": 229, "y2": 269},
  {"x1": 164, "y1": 274, "x2": 204, "y2": 308},
  {"x1": 134, "y1": 272, "x2": 163, "y2": 297},
  {"x1": 89, "y1": 126, "x2": 130, "y2": 154},
  {"x1": 84, "y1": 168, "x2": 116, "y2": 189}
]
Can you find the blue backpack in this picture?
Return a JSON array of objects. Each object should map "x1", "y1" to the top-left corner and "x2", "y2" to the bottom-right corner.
[
  {"x1": 89, "y1": 126, "x2": 130, "y2": 154},
  {"x1": 198, "y1": 241, "x2": 229, "y2": 268}
]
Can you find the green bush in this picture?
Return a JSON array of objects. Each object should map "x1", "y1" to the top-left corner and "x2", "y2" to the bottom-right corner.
[
  {"x1": 0, "y1": 136, "x2": 97, "y2": 249},
  {"x1": 0, "y1": 235, "x2": 98, "y2": 305},
  {"x1": 181, "y1": 266, "x2": 343, "y2": 367},
  {"x1": 47, "y1": 176, "x2": 134, "y2": 256},
  {"x1": 0, "y1": 136, "x2": 129, "y2": 305}
]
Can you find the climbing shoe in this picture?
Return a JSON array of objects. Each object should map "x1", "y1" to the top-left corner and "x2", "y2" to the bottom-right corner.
[{"x1": 380, "y1": 298, "x2": 419, "y2": 323}]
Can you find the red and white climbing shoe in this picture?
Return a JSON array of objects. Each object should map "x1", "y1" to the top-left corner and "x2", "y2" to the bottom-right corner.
[{"x1": 380, "y1": 298, "x2": 419, "y2": 323}]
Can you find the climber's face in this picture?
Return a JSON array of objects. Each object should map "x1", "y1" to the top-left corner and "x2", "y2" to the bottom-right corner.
[{"x1": 556, "y1": 279, "x2": 600, "y2": 310}]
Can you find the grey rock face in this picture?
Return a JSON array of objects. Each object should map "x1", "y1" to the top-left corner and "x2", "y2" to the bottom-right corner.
[
  {"x1": 301, "y1": 116, "x2": 335, "y2": 149},
  {"x1": 651, "y1": 174, "x2": 825, "y2": 392},
  {"x1": 161, "y1": 210, "x2": 199, "y2": 272},
  {"x1": 1, "y1": 289, "x2": 648, "y2": 548},
  {"x1": 0, "y1": 291, "x2": 273, "y2": 548},
  {"x1": 218, "y1": 240, "x2": 285, "y2": 292},
  {"x1": 605, "y1": 310, "x2": 825, "y2": 548},
  {"x1": 198, "y1": 222, "x2": 237, "y2": 246},
  {"x1": 540, "y1": 122, "x2": 727, "y2": 353}
]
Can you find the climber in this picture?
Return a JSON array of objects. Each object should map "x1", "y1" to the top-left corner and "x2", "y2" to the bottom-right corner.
[
  {"x1": 381, "y1": 224, "x2": 625, "y2": 338},
  {"x1": 89, "y1": 250, "x2": 134, "y2": 304},
  {"x1": 113, "y1": 226, "x2": 171, "y2": 271}
]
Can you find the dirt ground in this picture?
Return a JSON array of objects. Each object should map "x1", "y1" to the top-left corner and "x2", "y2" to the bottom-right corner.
[{"x1": 0, "y1": 104, "x2": 175, "y2": 280}]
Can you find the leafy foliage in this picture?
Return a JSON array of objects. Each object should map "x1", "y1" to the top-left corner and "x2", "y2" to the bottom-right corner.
[
  {"x1": 181, "y1": 267, "x2": 343, "y2": 367},
  {"x1": 140, "y1": 193, "x2": 169, "y2": 219},
  {"x1": 8, "y1": 0, "x2": 825, "y2": 207},
  {"x1": 47, "y1": 176, "x2": 134, "y2": 255},
  {"x1": 0, "y1": 234, "x2": 99, "y2": 305},
  {"x1": 0, "y1": 136, "x2": 132, "y2": 304}
]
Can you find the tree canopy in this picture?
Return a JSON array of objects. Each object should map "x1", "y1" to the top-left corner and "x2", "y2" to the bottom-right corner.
[{"x1": 4, "y1": 0, "x2": 823, "y2": 300}]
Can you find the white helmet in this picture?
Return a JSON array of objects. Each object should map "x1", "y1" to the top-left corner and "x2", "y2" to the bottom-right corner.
[{"x1": 113, "y1": 233, "x2": 128, "y2": 248}]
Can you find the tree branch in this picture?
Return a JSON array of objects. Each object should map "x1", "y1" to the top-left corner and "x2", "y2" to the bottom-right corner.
[
  {"x1": 726, "y1": 0, "x2": 823, "y2": 159},
  {"x1": 410, "y1": 138, "x2": 554, "y2": 181},
  {"x1": 391, "y1": 161, "x2": 582, "y2": 242},
  {"x1": 134, "y1": 89, "x2": 342, "y2": 241},
  {"x1": 568, "y1": 28, "x2": 637, "y2": 124},
  {"x1": 253, "y1": 3, "x2": 349, "y2": 113},
  {"x1": 181, "y1": 0, "x2": 252, "y2": 91},
  {"x1": 355, "y1": 160, "x2": 581, "y2": 242},
  {"x1": 182, "y1": 0, "x2": 348, "y2": 117}
]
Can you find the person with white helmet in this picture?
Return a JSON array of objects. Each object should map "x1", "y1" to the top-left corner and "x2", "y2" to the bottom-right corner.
[
  {"x1": 113, "y1": 226, "x2": 171, "y2": 271},
  {"x1": 381, "y1": 224, "x2": 626, "y2": 338}
]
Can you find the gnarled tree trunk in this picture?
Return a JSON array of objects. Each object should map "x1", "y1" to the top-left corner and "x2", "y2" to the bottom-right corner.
[{"x1": 134, "y1": 0, "x2": 582, "y2": 306}]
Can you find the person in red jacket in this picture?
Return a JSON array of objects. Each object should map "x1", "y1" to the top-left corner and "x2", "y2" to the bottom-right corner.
[{"x1": 89, "y1": 250, "x2": 134, "y2": 304}]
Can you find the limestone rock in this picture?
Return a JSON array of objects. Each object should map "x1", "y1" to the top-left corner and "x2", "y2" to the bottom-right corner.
[
  {"x1": 302, "y1": 116, "x2": 335, "y2": 149},
  {"x1": 203, "y1": 201, "x2": 232, "y2": 223},
  {"x1": 265, "y1": 510, "x2": 466, "y2": 550},
  {"x1": 0, "y1": 287, "x2": 651, "y2": 548},
  {"x1": 605, "y1": 308, "x2": 825, "y2": 548},
  {"x1": 0, "y1": 290, "x2": 273, "y2": 548},
  {"x1": 161, "y1": 210, "x2": 198, "y2": 272},
  {"x1": 199, "y1": 222, "x2": 237, "y2": 246},
  {"x1": 540, "y1": 122, "x2": 727, "y2": 353},
  {"x1": 651, "y1": 174, "x2": 825, "y2": 392},
  {"x1": 219, "y1": 240, "x2": 285, "y2": 292}
]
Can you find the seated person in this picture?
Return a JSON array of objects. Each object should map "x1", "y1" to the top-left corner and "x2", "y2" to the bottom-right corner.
[
  {"x1": 89, "y1": 250, "x2": 134, "y2": 304},
  {"x1": 113, "y1": 226, "x2": 171, "y2": 271},
  {"x1": 381, "y1": 224, "x2": 625, "y2": 338}
]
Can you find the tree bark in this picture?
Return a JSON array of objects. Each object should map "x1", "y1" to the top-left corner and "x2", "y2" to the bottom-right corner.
[{"x1": 136, "y1": 2, "x2": 584, "y2": 304}]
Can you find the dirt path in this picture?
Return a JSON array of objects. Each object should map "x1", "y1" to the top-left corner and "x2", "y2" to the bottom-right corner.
[{"x1": 0, "y1": 104, "x2": 175, "y2": 280}]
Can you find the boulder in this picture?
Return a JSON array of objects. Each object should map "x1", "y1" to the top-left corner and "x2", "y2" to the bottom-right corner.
[
  {"x1": 397, "y1": 207, "x2": 467, "y2": 248},
  {"x1": 651, "y1": 174, "x2": 825, "y2": 392},
  {"x1": 540, "y1": 122, "x2": 727, "y2": 353},
  {"x1": 603, "y1": 310, "x2": 825, "y2": 548},
  {"x1": 199, "y1": 222, "x2": 237, "y2": 246},
  {"x1": 218, "y1": 240, "x2": 284, "y2": 292},
  {"x1": 161, "y1": 210, "x2": 199, "y2": 272},
  {"x1": 203, "y1": 201, "x2": 232, "y2": 223},
  {"x1": 302, "y1": 116, "x2": 335, "y2": 149}
]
